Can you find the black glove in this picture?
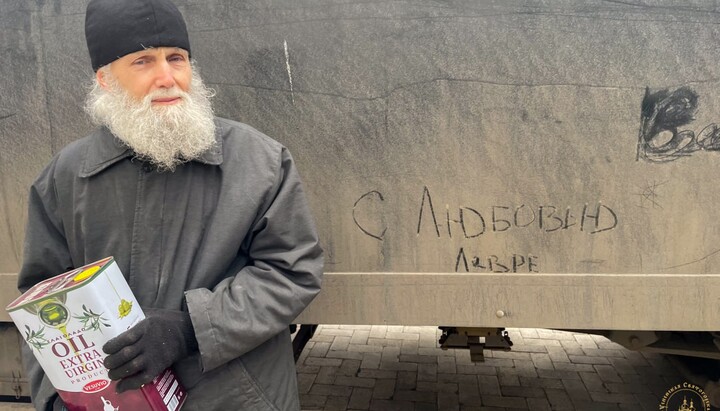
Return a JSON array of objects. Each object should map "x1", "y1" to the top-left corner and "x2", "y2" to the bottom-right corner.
[{"x1": 102, "y1": 308, "x2": 198, "y2": 393}]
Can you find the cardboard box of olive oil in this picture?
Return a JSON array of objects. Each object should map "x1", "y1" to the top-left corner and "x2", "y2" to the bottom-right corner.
[{"x1": 6, "y1": 257, "x2": 186, "y2": 411}]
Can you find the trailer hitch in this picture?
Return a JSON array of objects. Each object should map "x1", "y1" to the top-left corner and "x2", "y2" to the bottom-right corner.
[{"x1": 438, "y1": 327, "x2": 513, "y2": 362}]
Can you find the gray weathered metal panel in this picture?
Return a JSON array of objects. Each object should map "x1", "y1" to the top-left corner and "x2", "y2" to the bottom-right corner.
[
  {"x1": 2, "y1": 1, "x2": 720, "y2": 328},
  {"x1": 295, "y1": 273, "x2": 720, "y2": 330}
]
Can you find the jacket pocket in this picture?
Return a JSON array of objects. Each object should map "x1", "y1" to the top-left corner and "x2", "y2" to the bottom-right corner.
[
  {"x1": 226, "y1": 357, "x2": 281, "y2": 411},
  {"x1": 181, "y1": 357, "x2": 279, "y2": 411}
]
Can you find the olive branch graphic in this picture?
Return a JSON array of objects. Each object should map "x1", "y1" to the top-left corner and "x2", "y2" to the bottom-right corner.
[
  {"x1": 73, "y1": 304, "x2": 111, "y2": 332},
  {"x1": 24, "y1": 325, "x2": 49, "y2": 351}
]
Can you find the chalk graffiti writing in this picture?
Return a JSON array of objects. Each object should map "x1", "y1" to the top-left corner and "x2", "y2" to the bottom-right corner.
[
  {"x1": 455, "y1": 248, "x2": 539, "y2": 273},
  {"x1": 417, "y1": 186, "x2": 618, "y2": 237},
  {"x1": 637, "y1": 86, "x2": 720, "y2": 162},
  {"x1": 353, "y1": 190, "x2": 386, "y2": 241}
]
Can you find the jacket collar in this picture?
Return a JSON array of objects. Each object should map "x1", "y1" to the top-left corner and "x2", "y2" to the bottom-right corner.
[{"x1": 79, "y1": 123, "x2": 224, "y2": 178}]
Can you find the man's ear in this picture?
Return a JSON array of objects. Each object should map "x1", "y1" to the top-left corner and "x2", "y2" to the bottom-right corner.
[{"x1": 96, "y1": 68, "x2": 110, "y2": 90}]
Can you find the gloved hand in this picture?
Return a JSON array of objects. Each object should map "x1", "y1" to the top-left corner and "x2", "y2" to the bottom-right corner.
[{"x1": 102, "y1": 308, "x2": 198, "y2": 393}]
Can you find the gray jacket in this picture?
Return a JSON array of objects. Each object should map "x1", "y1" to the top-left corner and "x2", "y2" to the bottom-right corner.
[{"x1": 17, "y1": 117, "x2": 324, "y2": 411}]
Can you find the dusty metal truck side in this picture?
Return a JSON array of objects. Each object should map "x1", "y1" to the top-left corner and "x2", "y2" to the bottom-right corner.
[{"x1": 2, "y1": 0, "x2": 720, "y2": 403}]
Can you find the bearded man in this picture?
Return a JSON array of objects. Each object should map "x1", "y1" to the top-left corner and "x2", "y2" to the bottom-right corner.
[{"x1": 17, "y1": 0, "x2": 323, "y2": 410}]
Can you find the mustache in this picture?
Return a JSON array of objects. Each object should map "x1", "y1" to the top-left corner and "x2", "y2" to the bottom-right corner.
[{"x1": 144, "y1": 88, "x2": 186, "y2": 103}]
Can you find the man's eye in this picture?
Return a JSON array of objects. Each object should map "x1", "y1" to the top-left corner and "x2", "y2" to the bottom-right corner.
[
  {"x1": 169, "y1": 55, "x2": 185, "y2": 62},
  {"x1": 132, "y1": 59, "x2": 147, "y2": 65}
]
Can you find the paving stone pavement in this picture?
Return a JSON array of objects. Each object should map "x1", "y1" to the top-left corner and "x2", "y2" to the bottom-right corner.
[{"x1": 296, "y1": 326, "x2": 686, "y2": 411}]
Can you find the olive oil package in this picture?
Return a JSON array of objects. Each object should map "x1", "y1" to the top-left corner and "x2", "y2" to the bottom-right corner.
[{"x1": 6, "y1": 257, "x2": 186, "y2": 411}]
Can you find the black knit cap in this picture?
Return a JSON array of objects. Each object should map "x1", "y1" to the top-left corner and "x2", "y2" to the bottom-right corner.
[{"x1": 85, "y1": 0, "x2": 191, "y2": 71}]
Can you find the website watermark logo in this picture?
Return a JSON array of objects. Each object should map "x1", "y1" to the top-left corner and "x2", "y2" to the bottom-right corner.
[{"x1": 659, "y1": 382, "x2": 711, "y2": 410}]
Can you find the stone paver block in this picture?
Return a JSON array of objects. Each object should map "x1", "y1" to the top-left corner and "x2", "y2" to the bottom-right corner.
[
  {"x1": 574, "y1": 334, "x2": 599, "y2": 349},
  {"x1": 400, "y1": 354, "x2": 439, "y2": 364},
  {"x1": 481, "y1": 357, "x2": 514, "y2": 368},
  {"x1": 323, "y1": 329, "x2": 356, "y2": 337},
  {"x1": 498, "y1": 373, "x2": 520, "y2": 386},
  {"x1": 438, "y1": 373, "x2": 479, "y2": 384},
  {"x1": 419, "y1": 347, "x2": 455, "y2": 357},
  {"x1": 477, "y1": 375, "x2": 502, "y2": 396},
  {"x1": 381, "y1": 346, "x2": 401, "y2": 362},
  {"x1": 553, "y1": 362, "x2": 595, "y2": 372},
  {"x1": 500, "y1": 385, "x2": 547, "y2": 398},
  {"x1": 360, "y1": 352, "x2": 382, "y2": 369},
  {"x1": 348, "y1": 387, "x2": 373, "y2": 410},
  {"x1": 301, "y1": 394, "x2": 327, "y2": 409},
  {"x1": 605, "y1": 382, "x2": 651, "y2": 394},
  {"x1": 351, "y1": 330, "x2": 371, "y2": 345},
  {"x1": 526, "y1": 397, "x2": 552, "y2": 410},
  {"x1": 545, "y1": 388, "x2": 575, "y2": 410},
  {"x1": 530, "y1": 353, "x2": 554, "y2": 370},
  {"x1": 316, "y1": 366, "x2": 338, "y2": 384},
  {"x1": 560, "y1": 379, "x2": 591, "y2": 401},
  {"x1": 397, "y1": 370, "x2": 418, "y2": 390},
  {"x1": 369, "y1": 326, "x2": 387, "y2": 339},
  {"x1": 438, "y1": 356, "x2": 457, "y2": 374},
  {"x1": 298, "y1": 372, "x2": 317, "y2": 394},
  {"x1": 519, "y1": 329, "x2": 539, "y2": 338},
  {"x1": 357, "y1": 369, "x2": 397, "y2": 379},
  {"x1": 379, "y1": 361, "x2": 418, "y2": 372},
  {"x1": 481, "y1": 394, "x2": 529, "y2": 409},
  {"x1": 456, "y1": 364, "x2": 496, "y2": 375},
  {"x1": 340, "y1": 359, "x2": 361, "y2": 374},
  {"x1": 386, "y1": 331, "x2": 420, "y2": 341},
  {"x1": 297, "y1": 364, "x2": 321, "y2": 374},
  {"x1": 310, "y1": 384, "x2": 353, "y2": 397},
  {"x1": 536, "y1": 368, "x2": 581, "y2": 380},
  {"x1": 522, "y1": 338, "x2": 561, "y2": 347},
  {"x1": 546, "y1": 346, "x2": 571, "y2": 363},
  {"x1": 371, "y1": 379, "x2": 396, "y2": 399},
  {"x1": 437, "y1": 391, "x2": 460, "y2": 411},
  {"x1": 582, "y1": 348, "x2": 626, "y2": 358},
  {"x1": 513, "y1": 345, "x2": 549, "y2": 354},
  {"x1": 580, "y1": 371, "x2": 609, "y2": 393},
  {"x1": 306, "y1": 357, "x2": 344, "y2": 367},
  {"x1": 415, "y1": 402, "x2": 439, "y2": 411},
  {"x1": 394, "y1": 389, "x2": 437, "y2": 403},
  {"x1": 368, "y1": 338, "x2": 403, "y2": 348},
  {"x1": 311, "y1": 342, "x2": 332, "y2": 357},
  {"x1": 594, "y1": 364, "x2": 623, "y2": 383},
  {"x1": 417, "y1": 381, "x2": 460, "y2": 393},
  {"x1": 327, "y1": 350, "x2": 365, "y2": 361},
  {"x1": 350, "y1": 344, "x2": 384, "y2": 354},
  {"x1": 369, "y1": 399, "x2": 413, "y2": 411},
  {"x1": 518, "y1": 376, "x2": 564, "y2": 390},
  {"x1": 335, "y1": 375, "x2": 376, "y2": 388},
  {"x1": 325, "y1": 395, "x2": 350, "y2": 411},
  {"x1": 418, "y1": 363, "x2": 439, "y2": 382},
  {"x1": 490, "y1": 351, "x2": 531, "y2": 360},
  {"x1": 569, "y1": 355, "x2": 611, "y2": 365},
  {"x1": 331, "y1": 336, "x2": 352, "y2": 351},
  {"x1": 608, "y1": 356, "x2": 638, "y2": 375},
  {"x1": 340, "y1": 325, "x2": 372, "y2": 330},
  {"x1": 402, "y1": 339, "x2": 420, "y2": 355},
  {"x1": 589, "y1": 392, "x2": 639, "y2": 404}
]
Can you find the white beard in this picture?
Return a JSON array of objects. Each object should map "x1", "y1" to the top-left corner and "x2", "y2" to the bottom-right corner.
[{"x1": 85, "y1": 65, "x2": 217, "y2": 171}]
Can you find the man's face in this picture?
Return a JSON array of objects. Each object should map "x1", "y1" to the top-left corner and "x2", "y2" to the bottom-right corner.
[
  {"x1": 86, "y1": 48, "x2": 216, "y2": 171},
  {"x1": 98, "y1": 47, "x2": 192, "y2": 103}
]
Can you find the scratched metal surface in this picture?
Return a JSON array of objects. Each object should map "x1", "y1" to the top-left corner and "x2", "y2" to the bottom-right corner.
[{"x1": 2, "y1": 1, "x2": 720, "y2": 275}]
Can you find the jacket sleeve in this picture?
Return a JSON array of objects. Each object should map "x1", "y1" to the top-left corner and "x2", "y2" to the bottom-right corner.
[
  {"x1": 184, "y1": 147, "x2": 324, "y2": 372},
  {"x1": 17, "y1": 163, "x2": 74, "y2": 411}
]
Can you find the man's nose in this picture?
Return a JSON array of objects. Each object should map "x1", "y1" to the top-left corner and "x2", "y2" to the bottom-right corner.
[{"x1": 153, "y1": 61, "x2": 176, "y2": 89}]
